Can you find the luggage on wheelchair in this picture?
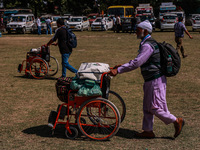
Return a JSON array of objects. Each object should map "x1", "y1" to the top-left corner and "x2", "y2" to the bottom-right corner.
[
  {"x1": 77, "y1": 62, "x2": 110, "y2": 81},
  {"x1": 55, "y1": 77, "x2": 73, "y2": 102}
]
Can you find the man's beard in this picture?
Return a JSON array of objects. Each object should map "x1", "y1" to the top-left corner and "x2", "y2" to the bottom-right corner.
[{"x1": 137, "y1": 29, "x2": 144, "y2": 39}]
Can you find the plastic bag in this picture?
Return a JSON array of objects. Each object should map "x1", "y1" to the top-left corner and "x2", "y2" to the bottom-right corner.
[{"x1": 87, "y1": 84, "x2": 102, "y2": 96}]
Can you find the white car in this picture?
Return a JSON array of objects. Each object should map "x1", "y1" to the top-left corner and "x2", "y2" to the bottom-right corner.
[
  {"x1": 6, "y1": 14, "x2": 35, "y2": 34},
  {"x1": 67, "y1": 16, "x2": 89, "y2": 31},
  {"x1": 91, "y1": 17, "x2": 113, "y2": 31},
  {"x1": 192, "y1": 16, "x2": 200, "y2": 31},
  {"x1": 160, "y1": 13, "x2": 177, "y2": 31}
]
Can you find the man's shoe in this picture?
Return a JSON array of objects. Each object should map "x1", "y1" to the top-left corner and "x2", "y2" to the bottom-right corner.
[
  {"x1": 135, "y1": 131, "x2": 155, "y2": 138},
  {"x1": 174, "y1": 118, "x2": 185, "y2": 138}
]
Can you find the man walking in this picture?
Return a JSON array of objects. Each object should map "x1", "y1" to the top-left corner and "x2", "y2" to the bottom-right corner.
[
  {"x1": 174, "y1": 17, "x2": 193, "y2": 58},
  {"x1": 45, "y1": 18, "x2": 77, "y2": 77},
  {"x1": 36, "y1": 17, "x2": 41, "y2": 35},
  {"x1": 109, "y1": 20, "x2": 185, "y2": 138},
  {"x1": 116, "y1": 15, "x2": 121, "y2": 33},
  {"x1": 130, "y1": 15, "x2": 137, "y2": 34},
  {"x1": 46, "y1": 17, "x2": 52, "y2": 35}
]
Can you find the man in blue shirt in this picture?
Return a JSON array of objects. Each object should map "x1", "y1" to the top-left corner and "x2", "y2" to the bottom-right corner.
[{"x1": 174, "y1": 17, "x2": 193, "y2": 58}]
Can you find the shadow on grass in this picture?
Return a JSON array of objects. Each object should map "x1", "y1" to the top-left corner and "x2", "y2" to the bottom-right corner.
[
  {"x1": 14, "y1": 75, "x2": 58, "y2": 80},
  {"x1": 116, "y1": 128, "x2": 175, "y2": 140},
  {"x1": 22, "y1": 125, "x2": 174, "y2": 141}
]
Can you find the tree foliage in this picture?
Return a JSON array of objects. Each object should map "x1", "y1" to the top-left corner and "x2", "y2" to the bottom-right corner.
[{"x1": 2, "y1": 0, "x2": 200, "y2": 17}]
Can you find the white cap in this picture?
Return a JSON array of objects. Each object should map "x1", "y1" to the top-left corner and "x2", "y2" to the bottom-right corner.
[{"x1": 137, "y1": 20, "x2": 152, "y2": 34}]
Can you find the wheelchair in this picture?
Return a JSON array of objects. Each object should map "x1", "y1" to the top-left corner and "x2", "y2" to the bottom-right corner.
[
  {"x1": 18, "y1": 45, "x2": 59, "y2": 79},
  {"x1": 48, "y1": 71, "x2": 126, "y2": 141}
]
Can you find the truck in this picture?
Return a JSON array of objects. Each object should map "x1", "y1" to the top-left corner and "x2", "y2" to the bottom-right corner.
[
  {"x1": 135, "y1": 4, "x2": 153, "y2": 17},
  {"x1": 159, "y1": 2, "x2": 176, "y2": 20}
]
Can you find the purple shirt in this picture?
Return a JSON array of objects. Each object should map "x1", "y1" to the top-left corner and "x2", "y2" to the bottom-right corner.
[
  {"x1": 118, "y1": 35, "x2": 154, "y2": 74},
  {"x1": 174, "y1": 22, "x2": 187, "y2": 38}
]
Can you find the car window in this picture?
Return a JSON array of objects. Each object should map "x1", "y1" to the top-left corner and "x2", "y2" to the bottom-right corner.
[
  {"x1": 163, "y1": 16, "x2": 176, "y2": 19},
  {"x1": 53, "y1": 17, "x2": 60, "y2": 21},
  {"x1": 88, "y1": 16, "x2": 96, "y2": 19},
  {"x1": 95, "y1": 19, "x2": 102, "y2": 22},
  {"x1": 83, "y1": 17, "x2": 87, "y2": 21},
  {"x1": 11, "y1": 16, "x2": 26, "y2": 22},
  {"x1": 195, "y1": 17, "x2": 200, "y2": 20},
  {"x1": 70, "y1": 18, "x2": 82, "y2": 22}
]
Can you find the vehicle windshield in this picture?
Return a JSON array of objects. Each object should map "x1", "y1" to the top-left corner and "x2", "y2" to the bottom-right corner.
[
  {"x1": 141, "y1": 16, "x2": 154, "y2": 21},
  {"x1": 195, "y1": 17, "x2": 200, "y2": 20},
  {"x1": 163, "y1": 16, "x2": 176, "y2": 19},
  {"x1": 88, "y1": 16, "x2": 97, "y2": 20},
  {"x1": 176, "y1": 14, "x2": 183, "y2": 17},
  {"x1": 11, "y1": 16, "x2": 26, "y2": 22},
  {"x1": 122, "y1": 18, "x2": 131, "y2": 23},
  {"x1": 70, "y1": 18, "x2": 82, "y2": 22},
  {"x1": 137, "y1": 9, "x2": 151, "y2": 14},
  {"x1": 95, "y1": 19, "x2": 102, "y2": 22},
  {"x1": 108, "y1": 8, "x2": 124, "y2": 17},
  {"x1": 53, "y1": 16, "x2": 60, "y2": 21},
  {"x1": 40, "y1": 17, "x2": 48, "y2": 22}
]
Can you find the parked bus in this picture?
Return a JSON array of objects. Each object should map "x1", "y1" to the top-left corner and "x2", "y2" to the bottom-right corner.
[
  {"x1": 159, "y1": 2, "x2": 176, "y2": 20},
  {"x1": 108, "y1": 6, "x2": 134, "y2": 18},
  {"x1": 135, "y1": 4, "x2": 153, "y2": 17}
]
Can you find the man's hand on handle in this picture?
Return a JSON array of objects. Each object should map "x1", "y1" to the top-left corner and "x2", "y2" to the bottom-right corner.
[{"x1": 108, "y1": 68, "x2": 118, "y2": 76}]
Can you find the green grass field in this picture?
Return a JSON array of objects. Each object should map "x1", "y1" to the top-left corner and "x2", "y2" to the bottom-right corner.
[{"x1": 0, "y1": 29, "x2": 200, "y2": 150}]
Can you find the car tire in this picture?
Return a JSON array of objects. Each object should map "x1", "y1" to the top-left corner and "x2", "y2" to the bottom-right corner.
[
  {"x1": 192, "y1": 28, "x2": 195, "y2": 32},
  {"x1": 81, "y1": 26, "x2": 83, "y2": 32},
  {"x1": 8, "y1": 30, "x2": 11, "y2": 34}
]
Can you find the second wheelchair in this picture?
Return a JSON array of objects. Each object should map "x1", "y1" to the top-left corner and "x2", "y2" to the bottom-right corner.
[{"x1": 18, "y1": 45, "x2": 59, "y2": 79}]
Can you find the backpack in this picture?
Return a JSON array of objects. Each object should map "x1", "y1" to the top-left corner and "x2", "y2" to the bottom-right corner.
[
  {"x1": 146, "y1": 38, "x2": 181, "y2": 77},
  {"x1": 63, "y1": 27, "x2": 77, "y2": 48}
]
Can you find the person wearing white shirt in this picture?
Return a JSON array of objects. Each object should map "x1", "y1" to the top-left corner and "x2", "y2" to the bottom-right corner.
[{"x1": 37, "y1": 17, "x2": 41, "y2": 35}]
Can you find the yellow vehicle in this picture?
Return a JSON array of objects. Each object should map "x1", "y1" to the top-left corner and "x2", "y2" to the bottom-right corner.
[{"x1": 108, "y1": 6, "x2": 134, "y2": 18}]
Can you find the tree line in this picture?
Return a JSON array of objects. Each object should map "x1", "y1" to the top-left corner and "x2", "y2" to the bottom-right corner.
[{"x1": 3, "y1": 0, "x2": 200, "y2": 17}]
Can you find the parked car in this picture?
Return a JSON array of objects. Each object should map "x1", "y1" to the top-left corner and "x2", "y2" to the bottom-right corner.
[
  {"x1": 121, "y1": 17, "x2": 132, "y2": 32},
  {"x1": 87, "y1": 13, "x2": 99, "y2": 25},
  {"x1": 192, "y1": 16, "x2": 200, "y2": 31},
  {"x1": 140, "y1": 15, "x2": 156, "y2": 31},
  {"x1": 61, "y1": 15, "x2": 71, "y2": 26},
  {"x1": 91, "y1": 17, "x2": 113, "y2": 31},
  {"x1": 160, "y1": 13, "x2": 177, "y2": 31},
  {"x1": 32, "y1": 14, "x2": 61, "y2": 33},
  {"x1": 67, "y1": 16, "x2": 89, "y2": 31},
  {"x1": 6, "y1": 14, "x2": 35, "y2": 34},
  {"x1": 170, "y1": 11, "x2": 185, "y2": 24}
]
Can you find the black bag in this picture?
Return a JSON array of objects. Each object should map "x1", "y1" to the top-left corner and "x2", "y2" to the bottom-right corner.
[
  {"x1": 157, "y1": 42, "x2": 181, "y2": 77},
  {"x1": 41, "y1": 46, "x2": 50, "y2": 62},
  {"x1": 55, "y1": 77, "x2": 73, "y2": 102},
  {"x1": 146, "y1": 38, "x2": 181, "y2": 77}
]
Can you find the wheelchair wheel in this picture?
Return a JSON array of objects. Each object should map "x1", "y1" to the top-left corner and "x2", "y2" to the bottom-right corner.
[
  {"x1": 77, "y1": 98, "x2": 120, "y2": 141},
  {"x1": 47, "y1": 56, "x2": 59, "y2": 76},
  {"x1": 30, "y1": 58, "x2": 49, "y2": 79},
  {"x1": 107, "y1": 90, "x2": 126, "y2": 123},
  {"x1": 65, "y1": 126, "x2": 78, "y2": 140}
]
